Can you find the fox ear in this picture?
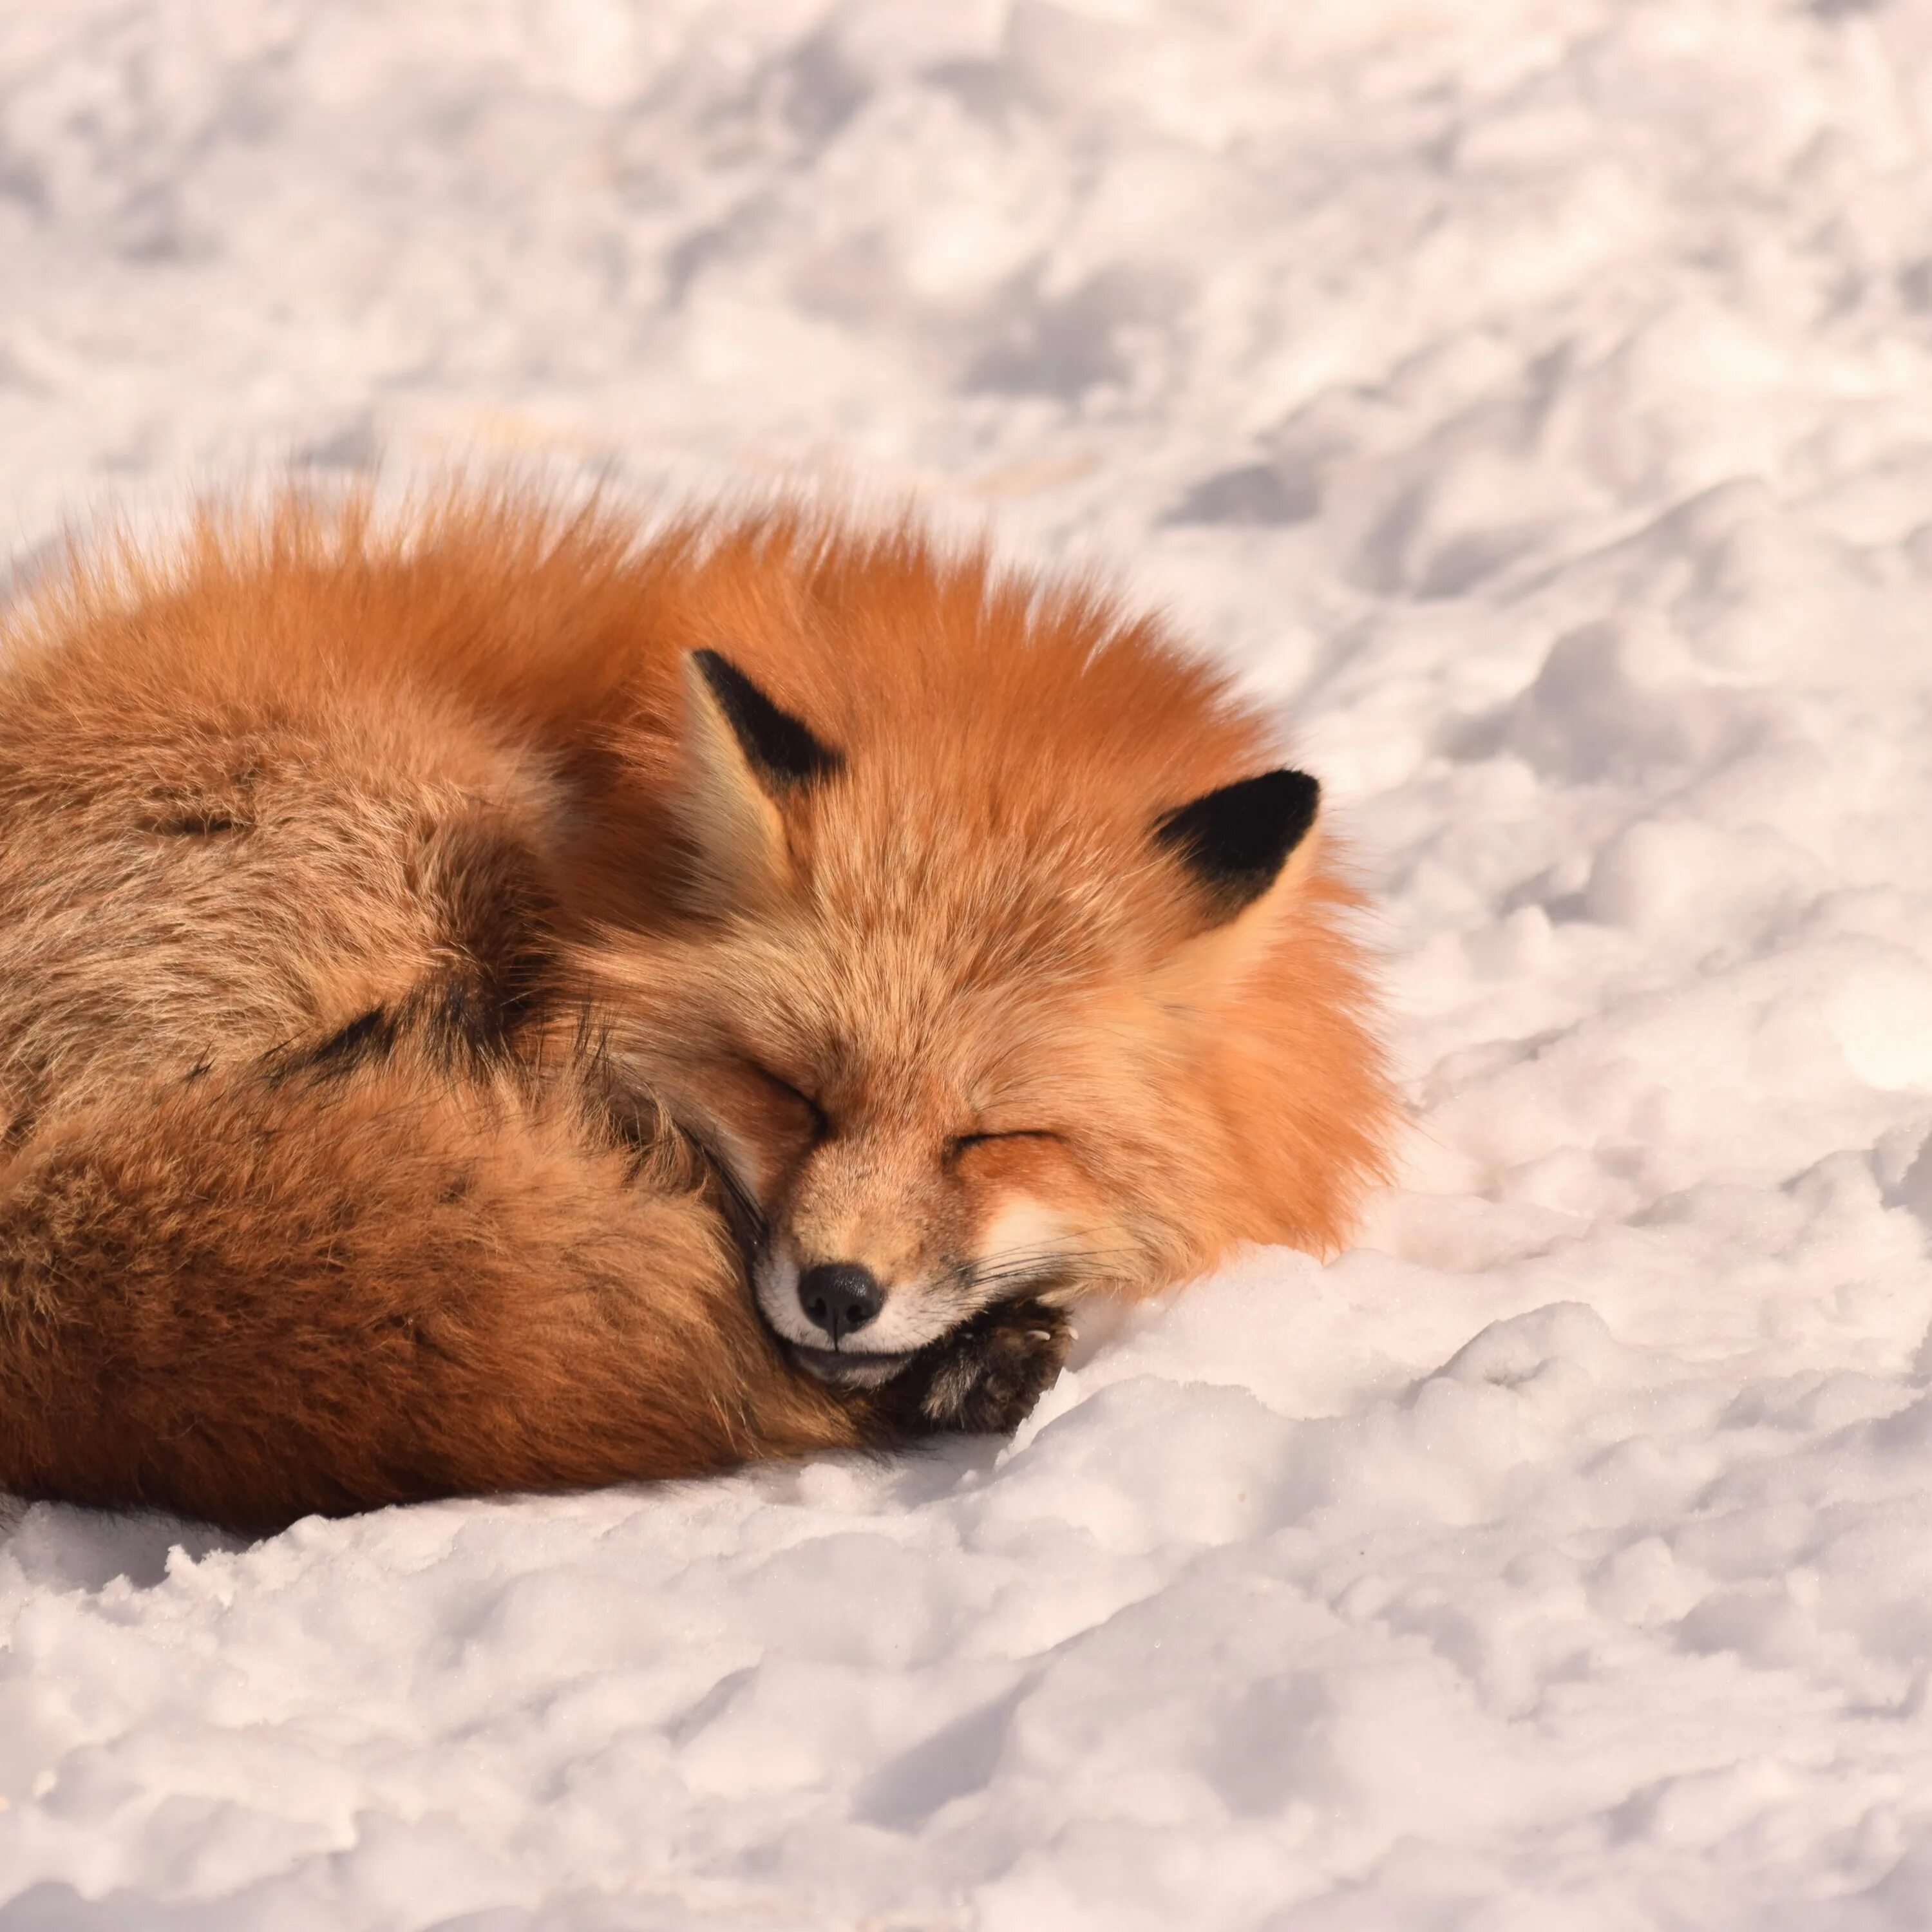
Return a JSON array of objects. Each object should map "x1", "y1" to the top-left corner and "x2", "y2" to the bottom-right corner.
[
  {"x1": 678, "y1": 651, "x2": 842, "y2": 911},
  {"x1": 689, "y1": 649, "x2": 842, "y2": 793},
  {"x1": 1153, "y1": 768, "x2": 1320, "y2": 925}
]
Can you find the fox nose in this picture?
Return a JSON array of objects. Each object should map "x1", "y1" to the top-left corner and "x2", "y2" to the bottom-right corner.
[{"x1": 797, "y1": 1262, "x2": 884, "y2": 1344}]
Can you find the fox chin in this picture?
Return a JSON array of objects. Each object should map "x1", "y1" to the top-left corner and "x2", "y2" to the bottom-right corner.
[{"x1": 0, "y1": 485, "x2": 1396, "y2": 1531}]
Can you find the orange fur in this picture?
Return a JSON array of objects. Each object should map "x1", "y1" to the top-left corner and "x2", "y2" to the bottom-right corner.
[{"x1": 0, "y1": 486, "x2": 1394, "y2": 1530}]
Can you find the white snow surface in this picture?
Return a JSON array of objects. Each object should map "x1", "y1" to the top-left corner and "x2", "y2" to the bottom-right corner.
[{"x1": 6, "y1": 1, "x2": 1932, "y2": 1926}]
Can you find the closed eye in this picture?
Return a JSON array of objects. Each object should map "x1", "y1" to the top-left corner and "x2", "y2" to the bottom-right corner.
[
  {"x1": 949, "y1": 1129, "x2": 1061, "y2": 1157},
  {"x1": 747, "y1": 1065, "x2": 829, "y2": 1141}
]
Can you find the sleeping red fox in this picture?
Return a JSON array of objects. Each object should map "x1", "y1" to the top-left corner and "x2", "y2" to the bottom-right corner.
[{"x1": 0, "y1": 489, "x2": 1394, "y2": 1531}]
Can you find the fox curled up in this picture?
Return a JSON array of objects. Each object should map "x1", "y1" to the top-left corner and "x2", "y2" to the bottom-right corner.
[{"x1": 0, "y1": 489, "x2": 1394, "y2": 1531}]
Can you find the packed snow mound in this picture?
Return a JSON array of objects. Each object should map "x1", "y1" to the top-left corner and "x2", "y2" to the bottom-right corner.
[{"x1": 5, "y1": 1, "x2": 1932, "y2": 1926}]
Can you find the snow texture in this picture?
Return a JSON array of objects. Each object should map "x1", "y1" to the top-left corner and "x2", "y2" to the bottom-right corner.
[{"x1": 5, "y1": 1, "x2": 1932, "y2": 1926}]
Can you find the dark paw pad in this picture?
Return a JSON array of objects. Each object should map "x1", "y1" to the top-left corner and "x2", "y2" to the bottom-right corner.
[{"x1": 876, "y1": 1297, "x2": 1072, "y2": 1441}]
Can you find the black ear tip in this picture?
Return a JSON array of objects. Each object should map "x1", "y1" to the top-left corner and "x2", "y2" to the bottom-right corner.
[
  {"x1": 1154, "y1": 767, "x2": 1320, "y2": 917},
  {"x1": 689, "y1": 649, "x2": 842, "y2": 791},
  {"x1": 690, "y1": 647, "x2": 733, "y2": 692}
]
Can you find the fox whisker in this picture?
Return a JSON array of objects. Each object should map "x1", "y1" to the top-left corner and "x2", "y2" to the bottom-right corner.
[{"x1": 958, "y1": 1245, "x2": 1141, "y2": 1300}]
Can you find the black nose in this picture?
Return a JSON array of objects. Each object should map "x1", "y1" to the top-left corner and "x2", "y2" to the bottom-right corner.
[{"x1": 797, "y1": 1262, "x2": 884, "y2": 1344}]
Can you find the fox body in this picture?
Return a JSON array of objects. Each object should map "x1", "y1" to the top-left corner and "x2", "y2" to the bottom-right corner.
[{"x1": 0, "y1": 491, "x2": 1393, "y2": 1531}]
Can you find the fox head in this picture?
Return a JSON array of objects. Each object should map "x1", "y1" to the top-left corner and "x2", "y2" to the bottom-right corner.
[{"x1": 582, "y1": 522, "x2": 1394, "y2": 1386}]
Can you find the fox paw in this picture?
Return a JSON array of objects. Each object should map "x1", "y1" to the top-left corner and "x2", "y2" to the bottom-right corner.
[{"x1": 877, "y1": 1297, "x2": 1072, "y2": 1440}]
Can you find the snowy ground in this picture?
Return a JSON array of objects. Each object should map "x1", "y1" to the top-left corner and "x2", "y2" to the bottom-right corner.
[{"x1": 5, "y1": 1, "x2": 1932, "y2": 1925}]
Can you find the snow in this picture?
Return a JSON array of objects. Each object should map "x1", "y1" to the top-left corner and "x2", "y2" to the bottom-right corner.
[{"x1": 5, "y1": 0, "x2": 1932, "y2": 1924}]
